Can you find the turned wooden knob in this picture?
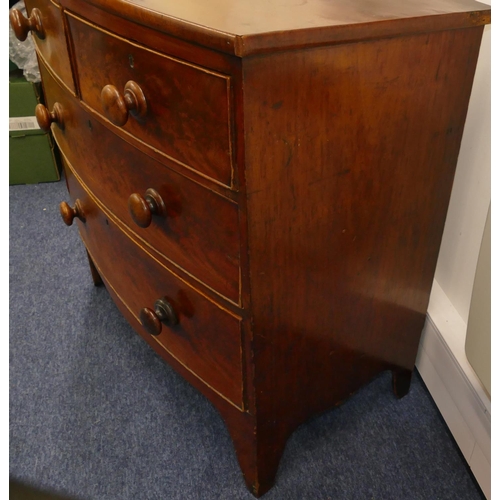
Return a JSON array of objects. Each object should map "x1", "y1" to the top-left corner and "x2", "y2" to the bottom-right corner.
[
  {"x1": 59, "y1": 200, "x2": 85, "y2": 226},
  {"x1": 9, "y1": 7, "x2": 45, "y2": 41},
  {"x1": 128, "y1": 188, "x2": 166, "y2": 228},
  {"x1": 140, "y1": 298, "x2": 178, "y2": 336},
  {"x1": 101, "y1": 81, "x2": 147, "y2": 126},
  {"x1": 35, "y1": 103, "x2": 64, "y2": 131}
]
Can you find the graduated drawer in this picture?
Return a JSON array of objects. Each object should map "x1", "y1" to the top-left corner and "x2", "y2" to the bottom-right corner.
[
  {"x1": 22, "y1": 0, "x2": 74, "y2": 92},
  {"x1": 63, "y1": 163, "x2": 244, "y2": 407},
  {"x1": 66, "y1": 12, "x2": 235, "y2": 187},
  {"x1": 40, "y1": 60, "x2": 240, "y2": 304}
]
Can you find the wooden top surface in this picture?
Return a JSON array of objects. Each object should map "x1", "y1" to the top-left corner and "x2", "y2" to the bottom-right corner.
[{"x1": 74, "y1": 0, "x2": 491, "y2": 55}]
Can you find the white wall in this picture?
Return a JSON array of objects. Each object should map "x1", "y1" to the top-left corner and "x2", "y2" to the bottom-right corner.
[
  {"x1": 434, "y1": 25, "x2": 491, "y2": 323},
  {"x1": 415, "y1": 22, "x2": 491, "y2": 499}
]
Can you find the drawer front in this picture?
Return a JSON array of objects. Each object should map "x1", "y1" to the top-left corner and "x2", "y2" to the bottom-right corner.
[
  {"x1": 66, "y1": 12, "x2": 234, "y2": 187},
  {"x1": 24, "y1": 0, "x2": 74, "y2": 92},
  {"x1": 40, "y1": 61, "x2": 241, "y2": 304},
  {"x1": 63, "y1": 163, "x2": 244, "y2": 407}
]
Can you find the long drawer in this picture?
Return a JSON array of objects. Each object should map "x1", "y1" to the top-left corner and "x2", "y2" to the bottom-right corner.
[
  {"x1": 40, "y1": 60, "x2": 241, "y2": 304},
  {"x1": 66, "y1": 11, "x2": 235, "y2": 187},
  {"x1": 63, "y1": 161, "x2": 244, "y2": 407}
]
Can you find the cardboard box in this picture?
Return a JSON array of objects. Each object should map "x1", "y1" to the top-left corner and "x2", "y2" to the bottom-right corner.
[{"x1": 9, "y1": 74, "x2": 61, "y2": 185}]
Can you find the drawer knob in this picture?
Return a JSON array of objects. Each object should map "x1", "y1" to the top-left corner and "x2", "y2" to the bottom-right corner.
[
  {"x1": 35, "y1": 103, "x2": 64, "y2": 131},
  {"x1": 101, "y1": 81, "x2": 147, "y2": 127},
  {"x1": 59, "y1": 200, "x2": 85, "y2": 226},
  {"x1": 9, "y1": 7, "x2": 45, "y2": 41},
  {"x1": 140, "y1": 298, "x2": 178, "y2": 336},
  {"x1": 128, "y1": 188, "x2": 166, "y2": 228}
]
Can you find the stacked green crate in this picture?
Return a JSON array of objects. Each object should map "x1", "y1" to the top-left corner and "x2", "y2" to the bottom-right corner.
[{"x1": 9, "y1": 73, "x2": 61, "y2": 185}]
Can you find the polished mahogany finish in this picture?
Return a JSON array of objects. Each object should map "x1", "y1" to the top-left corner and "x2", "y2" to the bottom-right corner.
[
  {"x1": 26, "y1": 0, "x2": 490, "y2": 496},
  {"x1": 11, "y1": 0, "x2": 75, "y2": 92},
  {"x1": 140, "y1": 297, "x2": 179, "y2": 336},
  {"x1": 128, "y1": 188, "x2": 166, "y2": 229},
  {"x1": 70, "y1": 0, "x2": 490, "y2": 56},
  {"x1": 59, "y1": 200, "x2": 85, "y2": 226},
  {"x1": 101, "y1": 81, "x2": 147, "y2": 127},
  {"x1": 67, "y1": 11, "x2": 235, "y2": 186},
  {"x1": 63, "y1": 162, "x2": 244, "y2": 407},
  {"x1": 35, "y1": 102, "x2": 64, "y2": 131},
  {"x1": 9, "y1": 7, "x2": 45, "y2": 41},
  {"x1": 38, "y1": 60, "x2": 241, "y2": 304},
  {"x1": 139, "y1": 308, "x2": 162, "y2": 336}
]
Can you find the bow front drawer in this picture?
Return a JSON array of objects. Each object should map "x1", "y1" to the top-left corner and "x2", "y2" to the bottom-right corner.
[
  {"x1": 39, "y1": 60, "x2": 241, "y2": 304},
  {"x1": 63, "y1": 163, "x2": 244, "y2": 408},
  {"x1": 66, "y1": 12, "x2": 235, "y2": 187},
  {"x1": 14, "y1": 0, "x2": 75, "y2": 92}
]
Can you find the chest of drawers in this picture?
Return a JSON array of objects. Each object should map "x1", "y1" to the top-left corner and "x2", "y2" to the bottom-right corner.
[{"x1": 11, "y1": 0, "x2": 490, "y2": 495}]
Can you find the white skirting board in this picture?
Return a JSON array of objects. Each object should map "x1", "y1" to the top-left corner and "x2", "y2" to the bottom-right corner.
[{"x1": 415, "y1": 280, "x2": 491, "y2": 499}]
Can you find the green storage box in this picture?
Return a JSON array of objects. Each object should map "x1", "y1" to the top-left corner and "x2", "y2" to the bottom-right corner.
[{"x1": 9, "y1": 74, "x2": 61, "y2": 185}]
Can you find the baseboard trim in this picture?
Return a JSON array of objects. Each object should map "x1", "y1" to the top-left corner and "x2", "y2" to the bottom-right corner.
[{"x1": 415, "y1": 280, "x2": 491, "y2": 499}]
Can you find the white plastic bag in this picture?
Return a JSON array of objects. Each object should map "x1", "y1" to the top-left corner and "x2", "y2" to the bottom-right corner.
[{"x1": 9, "y1": 0, "x2": 41, "y2": 82}]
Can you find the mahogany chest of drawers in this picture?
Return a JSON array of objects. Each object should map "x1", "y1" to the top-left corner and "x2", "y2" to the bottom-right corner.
[{"x1": 11, "y1": 0, "x2": 490, "y2": 495}]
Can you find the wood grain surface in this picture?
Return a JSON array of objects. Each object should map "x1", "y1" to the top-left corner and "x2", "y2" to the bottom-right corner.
[
  {"x1": 34, "y1": 0, "x2": 491, "y2": 495},
  {"x1": 67, "y1": 13, "x2": 235, "y2": 186},
  {"x1": 63, "y1": 161, "x2": 245, "y2": 408},
  {"x1": 40, "y1": 60, "x2": 241, "y2": 304},
  {"x1": 240, "y1": 26, "x2": 484, "y2": 494},
  {"x1": 24, "y1": 0, "x2": 75, "y2": 91},
  {"x1": 59, "y1": 0, "x2": 490, "y2": 55}
]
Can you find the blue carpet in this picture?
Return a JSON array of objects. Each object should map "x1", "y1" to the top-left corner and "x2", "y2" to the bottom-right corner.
[{"x1": 10, "y1": 178, "x2": 485, "y2": 500}]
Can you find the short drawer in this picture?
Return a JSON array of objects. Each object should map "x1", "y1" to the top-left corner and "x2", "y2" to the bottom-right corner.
[
  {"x1": 66, "y1": 12, "x2": 235, "y2": 187},
  {"x1": 23, "y1": 0, "x2": 75, "y2": 92},
  {"x1": 40, "y1": 60, "x2": 241, "y2": 304},
  {"x1": 63, "y1": 163, "x2": 244, "y2": 407}
]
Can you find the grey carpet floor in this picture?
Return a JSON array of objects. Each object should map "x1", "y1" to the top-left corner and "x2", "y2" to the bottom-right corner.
[{"x1": 10, "y1": 178, "x2": 485, "y2": 500}]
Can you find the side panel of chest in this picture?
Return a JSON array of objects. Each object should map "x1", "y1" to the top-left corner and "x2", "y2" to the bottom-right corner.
[{"x1": 243, "y1": 27, "x2": 484, "y2": 421}]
